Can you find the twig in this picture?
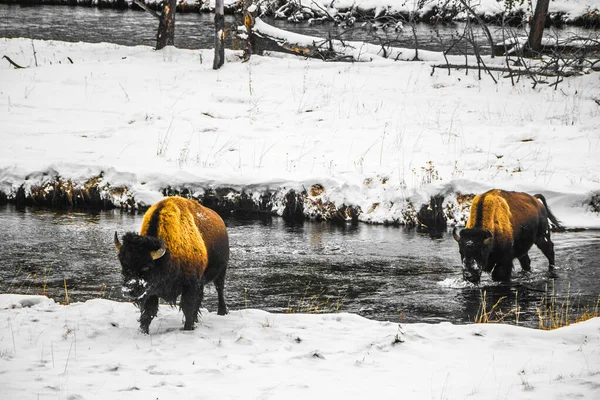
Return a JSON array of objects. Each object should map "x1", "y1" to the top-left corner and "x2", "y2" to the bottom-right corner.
[
  {"x1": 132, "y1": 0, "x2": 161, "y2": 20},
  {"x1": 2, "y1": 55, "x2": 24, "y2": 69},
  {"x1": 63, "y1": 279, "x2": 70, "y2": 305},
  {"x1": 63, "y1": 340, "x2": 74, "y2": 374},
  {"x1": 457, "y1": 0, "x2": 495, "y2": 57},
  {"x1": 31, "y1": 40, "x2": 38, "y2": 67},
  {"x1": 432, "y1": 63, "x2": 582, "y2": 78},
  {"x1": 10, "y1": 320, "x2": 16, "y2": 355}
]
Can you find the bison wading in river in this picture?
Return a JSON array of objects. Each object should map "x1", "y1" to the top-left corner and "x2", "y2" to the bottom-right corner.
[
  {"x1": 114, "y1": 196, "x2": 229, "y2": 333},
  {"x1": 453, "y1": 189, "x2": 563, "y2": 284}
]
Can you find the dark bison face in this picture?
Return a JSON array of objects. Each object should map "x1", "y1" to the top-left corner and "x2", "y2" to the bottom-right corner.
[
  {"x1": 453, "y1": 228, "x2": 492, "y2": 284},
  {"x1": 114, "y1": 232, "x2": 166, "y2": 298}
]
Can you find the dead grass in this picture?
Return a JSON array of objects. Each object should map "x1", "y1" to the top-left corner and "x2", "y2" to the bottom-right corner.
[
  {"x1": 537, "y1": 283, "x2": 600, "y2": 330},
  {"x1": 475, "y1": 285, "x2": 599, "y2": 329},
  {"x1": 285, "y1": 289, "x2": 344, "y2": 314},
  {"x1": 475, "y1": 290, "x2": 520, "y2": 324}
]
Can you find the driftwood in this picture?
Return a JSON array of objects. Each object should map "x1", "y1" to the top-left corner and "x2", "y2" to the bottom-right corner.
[
  {"x1": 3, "y1": 55, "x2": 25, "y2": 69},
  {"x1": 244, "y1": 13, "x2": 354, "y2": 61},
  {"x1": 250, "y1": 34, "x2": 353, "y2": 61}
]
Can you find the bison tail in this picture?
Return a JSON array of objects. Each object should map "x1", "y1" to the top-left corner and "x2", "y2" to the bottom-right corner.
[{"x1": 534, "y1": 194, "x2": 565, "y2": 232}]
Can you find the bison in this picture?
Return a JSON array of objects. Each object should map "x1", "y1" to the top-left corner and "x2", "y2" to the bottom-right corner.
[
  {"x1": 114, "y1": 196, "x2": 229, "y2": 333},
  {"x1": 453, "y1": 189, "x2": 563, "y2": 284}
]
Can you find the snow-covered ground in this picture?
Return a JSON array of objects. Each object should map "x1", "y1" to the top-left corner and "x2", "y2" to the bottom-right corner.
[
  {"x1": 1, "y1": 37, "x2": 599, "y2": 226},
  {"x1": 1, "y1": 294, "x2": 599, "y2": 400}
]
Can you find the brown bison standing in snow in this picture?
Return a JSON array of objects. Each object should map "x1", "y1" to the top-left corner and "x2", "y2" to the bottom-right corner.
[
  {"x1": 453, "y1": 189, "x2": 563, "y2": 284},
  {"x1": 114, "y1": 196, "x2": 229, "y2": 333}
]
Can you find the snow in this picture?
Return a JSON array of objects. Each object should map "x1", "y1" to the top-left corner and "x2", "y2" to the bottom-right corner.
[
  {"x1": 1, "y1": 36, "x2": 599, "y2": 227},
  {"x1": 1, "y1": 294, "x2": 599, "y2": 399}
]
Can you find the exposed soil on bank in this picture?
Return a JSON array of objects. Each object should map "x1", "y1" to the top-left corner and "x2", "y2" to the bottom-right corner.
[{"x1": 0, "y1": 172, "x2": 468, "y2": 230}]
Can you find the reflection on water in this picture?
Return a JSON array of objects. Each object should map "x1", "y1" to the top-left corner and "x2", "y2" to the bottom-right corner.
[{"x1": 1, "y1": 204, "x2": 599, "y2": 329}]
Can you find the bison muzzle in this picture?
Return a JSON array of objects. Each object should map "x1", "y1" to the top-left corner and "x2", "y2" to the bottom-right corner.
[
  {"x1": 453, "y1": 189, "x2": 563, "y2": 284},
  {"x1": 115, "y1": 196, "x2": 229, "y2": 333}
]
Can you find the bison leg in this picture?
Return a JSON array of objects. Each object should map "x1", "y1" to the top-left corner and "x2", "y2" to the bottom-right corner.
[
  {"x1": 535, "y1": 233, "x2": 557, "y2": 278},
  {"x1": 491, "y1": 257, "x2": 513, "y2": 282},
  {"x1": 517, "y1": 254, "x2": 531, "y2": 272},
  {"x1": 181, "y1": 283, "x2": 203, "y2": 330},
  {"x1": 214, "y1": 270, "x2": 228, "y2": 316},
  {"x1": 139, "y1": 295, "x2": 159, "y2": 334}
]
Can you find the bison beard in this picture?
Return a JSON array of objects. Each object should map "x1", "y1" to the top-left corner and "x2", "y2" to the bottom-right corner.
[
  {"x1": 453, "y1": 190, "x2": 562, "y2": 284},
  {"x1": 115, "y1": 196, "x2": 229, "y2": 334}
]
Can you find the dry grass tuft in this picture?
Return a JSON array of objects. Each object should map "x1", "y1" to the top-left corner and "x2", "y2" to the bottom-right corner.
[
  {"x1": 475, "y1": 290, "x2": 520, "y2": 324},
  {"x1": 475, "y1": 285, "x2": 599, "y2": 329},
  {"x1": 537, "y1": 283, "x2": 599, "y2": 330},
  {"x1": 285, "y1": 289, "x2": 344, "y2": 314}
]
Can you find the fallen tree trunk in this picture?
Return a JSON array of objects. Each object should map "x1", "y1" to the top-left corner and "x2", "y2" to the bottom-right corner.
[
  {"x1": 431, "y1": 63, "x2": 586, "y2": 77},
  {"x1": 244, "y1": 15, "x2": 353, "y2": 61}
]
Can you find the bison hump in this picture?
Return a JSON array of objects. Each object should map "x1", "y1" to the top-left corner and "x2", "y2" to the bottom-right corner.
[
  {"x1": 466, "y1": 190, "x2": 513, "y2": 243},
  {"x1": 141, "y1": 197, "x2": 209, "y2": 277}
]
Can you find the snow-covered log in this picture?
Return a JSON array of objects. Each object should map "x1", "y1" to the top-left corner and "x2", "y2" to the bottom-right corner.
[
  {"x1": 244, "y1": 14, "x2": 356, "y2": 61},
  {"x1": 243, "y1": 16, "x2": 426, "y2": 62}
]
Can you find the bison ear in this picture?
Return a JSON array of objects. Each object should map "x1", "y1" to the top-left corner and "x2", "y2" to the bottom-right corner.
[
  {"x1": 151, "y1": 244, "x2": 166, "y2": 260},
  {"x1": 114, "y1": 232, "x2": 122, "y2": 252},
  {"x1": 452, "y1": 227, "x2": 461, "y2": 242}
]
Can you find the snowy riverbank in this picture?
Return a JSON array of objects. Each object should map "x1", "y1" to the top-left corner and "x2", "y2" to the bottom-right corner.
[
  {"x1": 1, "y1": 37, "x2": 599, "y2": 227},
  {"x1": 1, "y1": 294, "x2": 599, "y2": 400}
]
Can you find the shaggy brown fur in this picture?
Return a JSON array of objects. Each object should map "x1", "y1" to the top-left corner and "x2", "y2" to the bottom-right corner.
[{"x1": 140, "y1": 196, "x2": 227, "y2": 278}]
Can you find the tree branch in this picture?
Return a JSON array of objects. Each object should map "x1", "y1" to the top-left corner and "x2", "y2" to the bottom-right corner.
[
  {"x1": 132, "y1": 0, "x2": 161, "y2": 20},
  {"x1": 3, "y1": 55, "x2": 25, "y2": 69}
]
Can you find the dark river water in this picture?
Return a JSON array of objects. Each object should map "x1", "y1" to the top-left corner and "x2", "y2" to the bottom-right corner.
[
  {"x1": 1, "y1": 4, "x2": 597, "y2": 54},
  {"x1": 1, "y1": 204, "x2": 599, "y2": 329}
]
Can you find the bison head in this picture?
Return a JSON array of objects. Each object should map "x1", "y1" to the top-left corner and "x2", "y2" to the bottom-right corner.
[
  {"x1": 453, "y1": 227, "x2": 492, "y2": 284},
  {"x1": 114, "y1": 232, "x2": 166, "y2": 299}
]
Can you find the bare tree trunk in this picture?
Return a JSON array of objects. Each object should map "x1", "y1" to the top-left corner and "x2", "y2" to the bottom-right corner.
[
  {"x1": 527, "y1": 0, "x2": 550, "y2": 55},
  {"x1": 213, "y1": 0, "x2": 225, "y2": 69},
  {"x1": 156, "y1": 0, "x2": 177, "y2": 50},
  {"x1": 243, "y1": 0, "x2": 256, "y2": 60}
]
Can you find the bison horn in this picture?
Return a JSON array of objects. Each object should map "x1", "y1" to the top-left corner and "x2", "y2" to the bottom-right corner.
[
  {"x1": 114, "y1": 231, "x2": 122, "y2": 252},
  {"x1": 452, "y1": 227, "x2": 461, "y2": 242},
  {"x1": 151, "y1": 244, "x2": 166, "y2": 260}
]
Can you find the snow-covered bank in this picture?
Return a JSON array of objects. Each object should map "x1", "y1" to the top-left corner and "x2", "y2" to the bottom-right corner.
[
  {"x1": 1, "y1": 37, "x2": 599, "y2": 227},
  {"x1": 0, "y1": 294, "x2": 599, "y2": 399}
]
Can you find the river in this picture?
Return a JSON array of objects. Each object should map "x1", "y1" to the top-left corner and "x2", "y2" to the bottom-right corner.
[
  {"x1": 1, "y1": 4, "x2": 597, "y2": 54},
  {"x1": 1, "y1": 204, "x2": 599, "y2": 329}
]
